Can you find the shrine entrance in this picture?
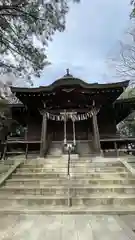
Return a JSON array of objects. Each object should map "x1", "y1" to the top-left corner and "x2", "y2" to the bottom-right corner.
[
  {"x1": 49, "y1": 121, "x2": 64, "y2": 141},
  {"x1": 66, "y1": 119, "x2": 74, "y2": 141},
  {"x1": 40, "y1": 108, "x2": 101, "y2": 156}
]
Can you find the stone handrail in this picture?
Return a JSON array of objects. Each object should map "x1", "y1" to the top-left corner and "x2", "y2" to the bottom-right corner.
[
  {"x1": 119, "y1": 158, "x2": 135, "y2": 175},
  {"x1": 0, "y1": 160, "x2": 23, "y2": 187}
]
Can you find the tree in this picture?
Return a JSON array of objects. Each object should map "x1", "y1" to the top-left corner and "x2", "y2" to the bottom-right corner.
[
  {"x1": 113, "y1": 1, "x2": 135, "y2": 84},
  {"x1": 118, "y1": 84, "x2": 135, "y2": 99},
  {"x1": 107, "y1": 0, "x2": 135, "y2": 86},
  {"x1": 0, "y1": 98, "x2": 11, "y2": 140},
  {"x1": 0, "y1": 0, "x2": 79, "y2": 84},
  {"x1": 109, "y1": 36, "x2": 135, "y2": 86},
  {"x1": 108, "y1": 1, "x2": 135, "y2": 137},
  {"x1": 117, "y1": 112, "x2": 135, "y2": 137},
  {"x1": 131, "y1": 0, "x2": 135, "y2": 18}
]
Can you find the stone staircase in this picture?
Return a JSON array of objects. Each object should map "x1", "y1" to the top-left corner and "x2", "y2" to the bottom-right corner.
[{"x1": 0, "y1": 157, "x2": 135, "y2": 214}]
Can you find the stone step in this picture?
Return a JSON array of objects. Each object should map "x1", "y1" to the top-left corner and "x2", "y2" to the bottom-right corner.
[
  {"x1": 25, "y1": 158, "x2": 121, "y2": 162},
  {"x1": 71, "y1": 195, "x2": 135, "y2": 206},
  {"x1": 0, "y1": 193, "x2": 135, "y2": 207},
  {"x1": 5, "y1": 178, "x2": 135, "y2": 186},
  {"x1": 73, "y1": 163, "x2": 122, "y2": 167},
  {"x1": 127, "y1": 159, "x2": 135, "y2": 163},
  {"x1": 1, "y1": 192, "x2": 134, "y2": 199},
  {"x1": 1, "y1": 205, "x2": 135, "y2": 214},
  {"x1": 1, "y1": 185, "x2": 135, "y2": 195},
  {"x1": 16, "y1": 167, "x2": 127, "y2": 173},
  {"x1": 5, "y1": 179, "x2": 69, "y2": 186},
  {"x1": 12, "y1": 173, "x2": 67, "y2": 178},
  {"x1": 23, "y1": 162, "x2": 122, "y2": 167},
  {"x1": 11, "y1": 172, "x2": 132, "y2": 179},
  {"x1": 23, "y1": 162, "x2": 65, "y2": 166},
  {"x1": 21, "y1": 163, "x2": 124, "y2": 167},
  {"x1": 0, "y1": 196, "x2": 69, "y2": 206},
  {"x1": 70, "y1": 170, "x2": 128, "y2": 174},
  {"x1": 0, "y1": 186, "x2": 69, "y2": 195},
  {"x1": 79, "y1": 159, "x2": 121, "y2": 163},
  {"x1": 17, "y1": 168, "x2": 67, "y2": 173},
  {"x1": 16, "y1": 169, "x2": 67, "y2": 174}
]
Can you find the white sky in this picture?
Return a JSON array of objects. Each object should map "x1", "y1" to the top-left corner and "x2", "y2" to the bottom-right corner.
[{"x1": 34, "y1": 0, "x2": 131, "y2": 87}]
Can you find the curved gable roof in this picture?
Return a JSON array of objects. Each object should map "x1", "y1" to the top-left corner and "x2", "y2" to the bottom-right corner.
[{"x1": 11, "y1": 76, "x2": 129, "y2": 93}]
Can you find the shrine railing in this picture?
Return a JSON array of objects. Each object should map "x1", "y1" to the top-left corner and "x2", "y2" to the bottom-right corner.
[
  {"x1": 2, "y1": 138, "x2": 41, "y2": 160},
  {"x1": 100, "y1": 137, "x2": 135, "y2": 157}
]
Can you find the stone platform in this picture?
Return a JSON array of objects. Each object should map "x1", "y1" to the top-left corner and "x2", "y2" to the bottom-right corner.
[{"x1": 0, "y1": 214, "x2": 135, "y2": 240}]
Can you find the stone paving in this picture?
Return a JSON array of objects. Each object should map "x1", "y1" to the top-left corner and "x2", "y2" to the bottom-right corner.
[
  {"x1": 120, "y1": 215, "x2": 135, "y2": 231},
  {"x1": 0, "y1": 214, "x2": 135, "y2": 240}
]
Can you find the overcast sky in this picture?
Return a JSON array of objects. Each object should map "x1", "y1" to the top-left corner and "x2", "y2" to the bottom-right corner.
[{"x1": 35, "y1": 0, "x2": 131, "y2": 86}]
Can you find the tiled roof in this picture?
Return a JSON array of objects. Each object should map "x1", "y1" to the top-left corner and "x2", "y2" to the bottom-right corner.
[
  {"x1": 7, "y1": 94, "x2": 23, "y2": 105},
  {"x1": 0, "y1": 84, "x2": 23, "y2": 105}
]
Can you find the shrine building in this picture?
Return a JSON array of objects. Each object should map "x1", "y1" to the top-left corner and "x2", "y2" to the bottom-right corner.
[{"x1": 8, "y1": 70, "x2": 135, "y2": 157}]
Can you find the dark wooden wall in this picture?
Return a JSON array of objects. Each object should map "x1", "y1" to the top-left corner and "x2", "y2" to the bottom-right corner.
[
  {"x1": 47, "y1": 119, "x2": 90, "y2": 141},
  {"x1": 27, "y1": 111, "x2": 42, "y2": 141},
  {"x1": 98, "y1": 104, "x2": 117, "y2": 137},
  {"x1": 27, "y1": 122, "x2": 41, "y2": 140},
  {"x1": 11, "y1": 104, "x2": 118, "y2": 141}
]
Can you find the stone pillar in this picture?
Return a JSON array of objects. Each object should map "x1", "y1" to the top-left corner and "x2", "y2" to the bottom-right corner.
[
  {"x1": 40, "y1": 112, "x2": 47, "y2": 157},
  {"x1": 92, "y1": 108, "x2": 101, "y2": 154}
]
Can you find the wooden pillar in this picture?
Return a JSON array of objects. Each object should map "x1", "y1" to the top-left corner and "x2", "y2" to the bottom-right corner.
[
  {"x1": 24, "y1": 126, "x2": 28, "y2": 140},
  {"x1": 114, "y1": 141, "x2": 118, "y2": 157},
  {"x1": 92, "y1": 108, "x2": 101, "y2": 154},
  {"x1": 40, "y1": 112, "x2": 47, "y2": 157}
]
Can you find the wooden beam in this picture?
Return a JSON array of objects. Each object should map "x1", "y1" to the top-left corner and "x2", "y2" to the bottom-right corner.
[{"x1": 114, "y1": 141, "x2": 118, "y2": 157}]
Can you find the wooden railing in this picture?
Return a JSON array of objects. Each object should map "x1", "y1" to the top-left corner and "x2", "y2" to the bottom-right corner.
[
  {"x1": 100, "y1": 137, "x2": 135, "y2": 157},
  {"x1": 2, "y1": 139, "x2": 41, "y2": 160},
  {"x1": 2, "y1": 136, "x2": 135, "y2": 160}
]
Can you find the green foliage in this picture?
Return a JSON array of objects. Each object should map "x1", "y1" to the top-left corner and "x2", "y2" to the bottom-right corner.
[
  {"x1": 118, "y1": 118, "x2": 135, "y2": 137},
  {"x1": 131, "y1": 0, "x2": 135, "y2": 18},
  {"x1": 119, "y1": 87, "x2": 135, "y2": 99},
  {"x1": 0, "y1": 0, "x2": 79, "y2": 82},
  {"x1": 118, "y1": 86, "x2": 135, "y2": 136},
  {"x1": 0, "y1": 98, "x2": 14, "y2": 140},
  {"x1": 0, "y1": 98, "x2": 10, "y2": 116},
  {"x1": 118, "y1": 87, "x2": 135, "y2": 136}
]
